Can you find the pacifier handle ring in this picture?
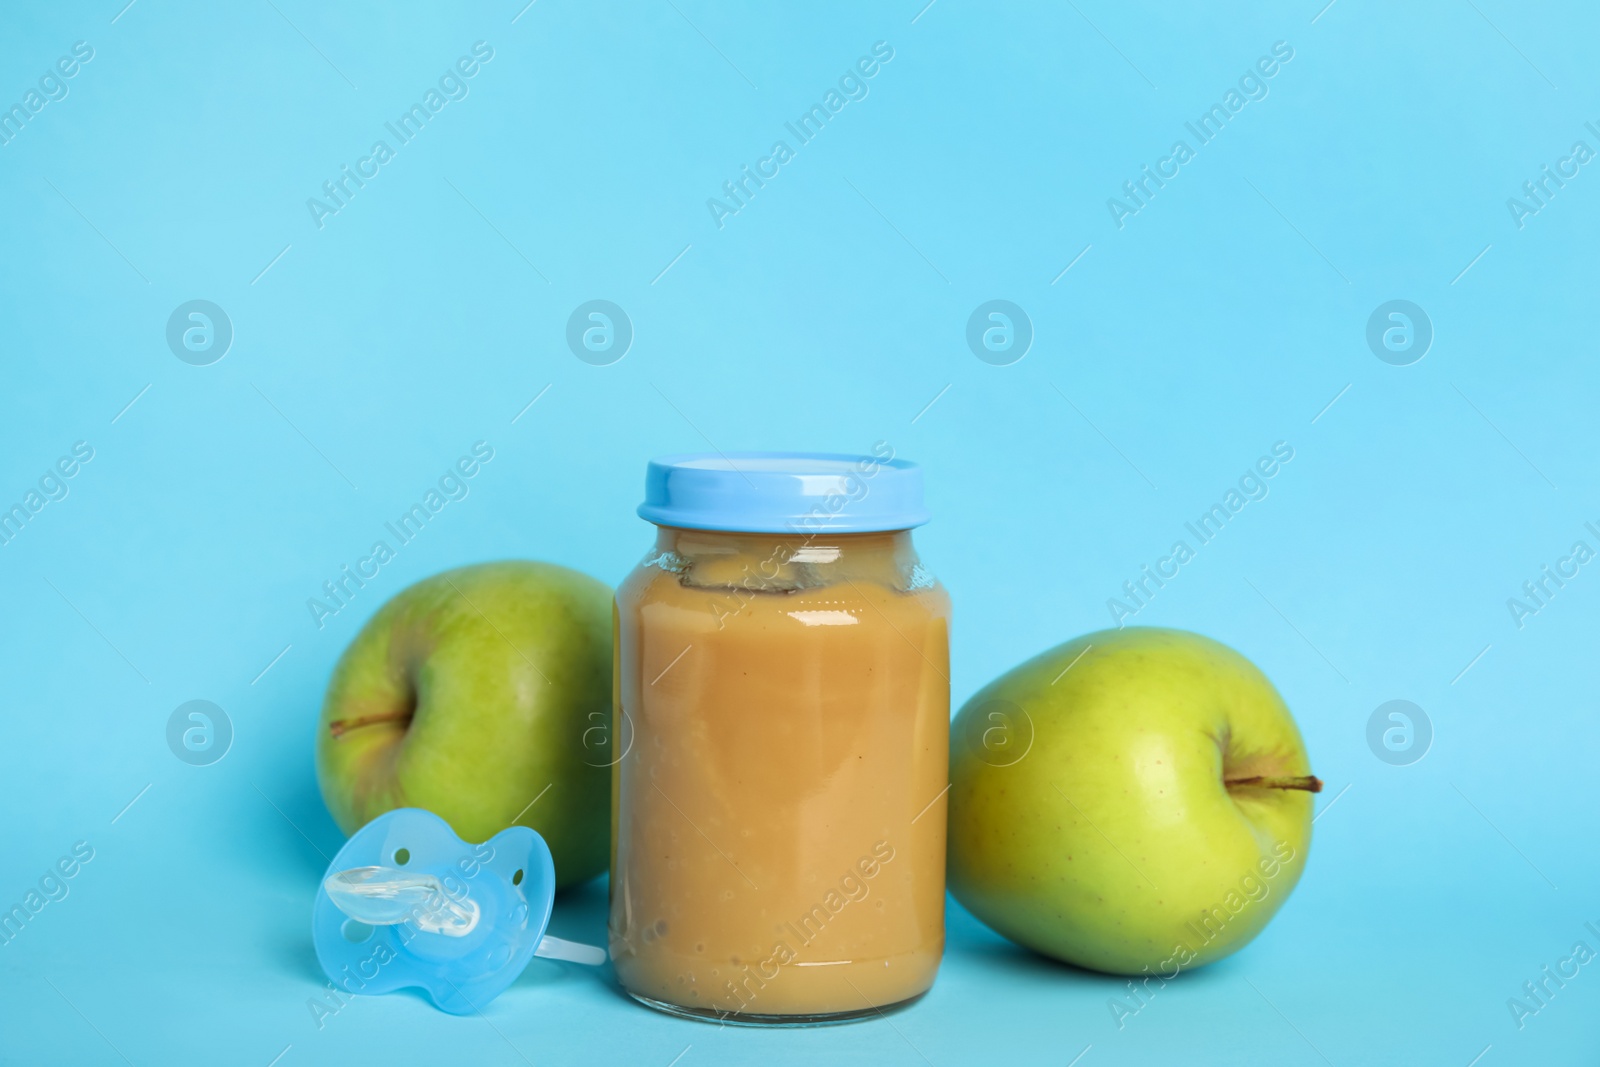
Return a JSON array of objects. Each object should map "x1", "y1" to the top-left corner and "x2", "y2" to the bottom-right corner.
[{"x1": 535, "y1": 934, "x2": 608, "y2": 966}]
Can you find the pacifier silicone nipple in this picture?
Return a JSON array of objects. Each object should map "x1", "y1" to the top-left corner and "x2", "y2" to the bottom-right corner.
[
  {"x1": 312, "y1": 808, "x2": 605, "y2": 1015},
  {"x1": 325, "y1": 867, "x2": 482, "y2": 935}
]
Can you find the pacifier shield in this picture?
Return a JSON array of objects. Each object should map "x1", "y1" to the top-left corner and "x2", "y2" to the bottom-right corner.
[{"x1": 312, "y1": 808, "x2": 554, "y2": 1015}]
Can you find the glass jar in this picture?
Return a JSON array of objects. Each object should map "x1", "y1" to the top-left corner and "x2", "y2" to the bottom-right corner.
[{"x1": 609, "y1": 450, "x2": 950, "y2": 1024}]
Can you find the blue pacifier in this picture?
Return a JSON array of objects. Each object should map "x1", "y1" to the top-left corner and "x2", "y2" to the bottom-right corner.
[{"x1": 312, "y1": 808, "x2": 606, "y2": 1015}]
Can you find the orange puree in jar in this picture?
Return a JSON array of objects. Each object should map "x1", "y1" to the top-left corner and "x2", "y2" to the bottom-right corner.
[{"x1": 610, "y1": 453, "x2": 950, "y2": 1023}]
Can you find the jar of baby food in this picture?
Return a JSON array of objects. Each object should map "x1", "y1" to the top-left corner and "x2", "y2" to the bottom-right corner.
[{"x1": 609, "y1": 449, "x2": 950, "y2": 1024}]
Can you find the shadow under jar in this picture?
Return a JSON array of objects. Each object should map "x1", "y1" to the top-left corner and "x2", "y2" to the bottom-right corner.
[{"x1": 609, "y1": 451, "x2": 950, "y2": 1025}]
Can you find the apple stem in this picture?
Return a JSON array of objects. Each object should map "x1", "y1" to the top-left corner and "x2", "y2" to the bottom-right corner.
[
  {"x1": 327, "y1": 710, "x2": 412, "y2": 738},
  {"x1": 1225, "y1": 774, "x2": 1323, "y2": 793}
]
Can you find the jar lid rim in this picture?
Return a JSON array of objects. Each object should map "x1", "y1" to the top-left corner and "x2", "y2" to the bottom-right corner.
[{"x1": 637, "y1": 451, "x2": 930, "y2": 534}]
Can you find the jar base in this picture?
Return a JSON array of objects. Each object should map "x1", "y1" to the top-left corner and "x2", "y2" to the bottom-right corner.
[{"x1": 625, "y1": 989, "x2": 929, "y2": 1028}]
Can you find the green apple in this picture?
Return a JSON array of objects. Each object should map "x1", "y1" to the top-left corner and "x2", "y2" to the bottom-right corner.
[
  {"x1": 948, "y1": 627, "x2": 1319, "y2": 975},
  {"x1": 316, "y1": 561, "x2": 613, "y2": 889}
]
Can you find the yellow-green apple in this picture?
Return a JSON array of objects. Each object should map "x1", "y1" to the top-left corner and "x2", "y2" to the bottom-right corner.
[
  {"x1": 316, "y1": 561, "x2": 612, "y2": 888},
  {"x1": 948, "y1": 627, "x2": 1319, "y2": 974}
]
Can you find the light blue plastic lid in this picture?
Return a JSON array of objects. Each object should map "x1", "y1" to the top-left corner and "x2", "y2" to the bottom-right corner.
[{"x1": 638, "y1": 451, "x2": 930, "y2": 534}]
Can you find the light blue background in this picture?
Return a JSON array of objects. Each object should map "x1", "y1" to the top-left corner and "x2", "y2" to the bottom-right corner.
[{"x1": 2, "y1": 1, "x2": 1596, "y2": 1064}]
